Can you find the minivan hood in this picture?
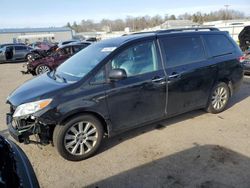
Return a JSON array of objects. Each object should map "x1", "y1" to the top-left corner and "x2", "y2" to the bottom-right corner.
[{"x1": 7, "y1": 73, "x2": 69, "y2": 106}]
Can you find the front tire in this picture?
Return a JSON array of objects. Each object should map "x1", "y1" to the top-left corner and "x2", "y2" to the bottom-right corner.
[
  {"x1": 26, "y1": 54, "x2": 33, "y2": 62},
  {"x1": 53, "y1": 115, "x2": 104, "y2": 161},
  {"x1": 205, "y1": 82, "x2": 230, "y2": 114},
  {"x1": 35, "y1": 65, "x2": 51, "y2": 75}
]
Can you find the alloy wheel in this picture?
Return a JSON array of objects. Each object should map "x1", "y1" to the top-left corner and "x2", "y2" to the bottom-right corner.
[
  {"x1": 211, "y1": 86, "x2": 228, "y2": 110},
  {"x1": 64, "y1": 121, "x2": 98, "y2": 156},
  {"x1": 37, "y1": 65, "x2": 50, "y2": 74}
]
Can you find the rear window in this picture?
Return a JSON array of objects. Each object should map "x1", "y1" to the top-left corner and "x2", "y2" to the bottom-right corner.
[
  {"x1": 203, "y1": 34, "x2": 235, "y2": 57},
  {"x1": 160, "y1": 36, "x2": 206, "y2": 67}
]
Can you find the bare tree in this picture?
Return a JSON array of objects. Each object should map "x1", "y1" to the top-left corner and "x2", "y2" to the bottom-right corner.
[{"x1": 67, "y1": 9, "x2": 246, "y2": 33}]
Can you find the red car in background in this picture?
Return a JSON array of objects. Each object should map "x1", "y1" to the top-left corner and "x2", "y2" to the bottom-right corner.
[
  {"x1": 29, "y1": 42, "x2": 54, "y2": 51},
  {"x1": 24, "y1": 42, "x2": 91, "y2": 75}
]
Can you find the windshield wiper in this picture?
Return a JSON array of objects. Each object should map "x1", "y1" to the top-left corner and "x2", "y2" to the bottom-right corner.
[{"x1": 53, "y1": 71, "x2": 67, "y2": 83}]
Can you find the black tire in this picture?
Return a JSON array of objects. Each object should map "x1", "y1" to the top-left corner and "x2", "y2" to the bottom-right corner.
[
  {"x1": 205, "y1": 82, "x2": 230, "y2": 114},
  {"x1": 25, "y1": 53, "x2": 33, "y2": 61},
  {"x1": 35, "y1": 65, "x2": 51, "y2": 75},
  {"x1": 53, "y1": 114, "x2": 104, "y2": 161}
]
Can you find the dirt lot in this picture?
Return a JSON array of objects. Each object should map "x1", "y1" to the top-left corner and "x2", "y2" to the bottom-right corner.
[{"x1": 0, "y1": 62, "x2": 250, "y2": 188}]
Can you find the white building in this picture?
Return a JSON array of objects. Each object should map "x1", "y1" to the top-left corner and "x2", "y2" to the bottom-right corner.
[
  {"x1": 0, "y1": 27, "x2": 73, "y2": 44},
  {"x1": 203, "y1": 19, "x2": 250, "y2": 41}
]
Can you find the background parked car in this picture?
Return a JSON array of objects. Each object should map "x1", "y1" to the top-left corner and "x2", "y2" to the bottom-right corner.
[
  {"x1": 239, "y1": 26, "x2": 250, "y2": 52},
  {"x1": 0, "y1": 135, "x2": 40, "y2": 188},
  {"x1": 0, "y1": 44, "x2": 33, "y2": 63},
  {"x1": 243, "y1": 49, "x2": 250, "y2": 75},
  {"x1": 58, "y1": 40, "x2": 79, "y2": 47},
  {"x1": 29, "y1": 41, "x2": 55, "y2": 51},
  {"x1": 28, "y1": 43, "x2": 58, "y2": 62},
  {"x1": 0, "y1": 42, "x2": 26, "y2": 49},
  {"x1": 25, "y1": 42, "x2": 91, "y2": 75}
]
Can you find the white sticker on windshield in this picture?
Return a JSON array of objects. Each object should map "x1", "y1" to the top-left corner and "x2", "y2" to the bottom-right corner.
[{"x1": 101, "y1": 47, "x2": 117, "y2": 52}]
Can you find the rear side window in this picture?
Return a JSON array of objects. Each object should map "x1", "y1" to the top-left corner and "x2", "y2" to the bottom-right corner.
[
  {"x1": 160, "y1": 36, "x2": 205, "y2": 68},
  {"x1": 203, "y1": 34, "x2": 234, "y2": 57},
  {"x1": 15, "y1": 46, "x2": 26, "y2": 50}
]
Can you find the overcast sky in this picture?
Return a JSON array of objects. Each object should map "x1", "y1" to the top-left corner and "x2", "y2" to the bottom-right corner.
[{"x1": 0, "y1": 0, "x2": 249, "y2": 28}]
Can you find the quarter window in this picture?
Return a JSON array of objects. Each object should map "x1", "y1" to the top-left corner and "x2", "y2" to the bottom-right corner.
[
  {"x1": 90, "y1": 68, "x2": 106, "y2": 84},
  {"x1": 203, "y1": 34, "x2": 234, "y2": 57},
  {"x1": 109, "y1": 41, "x2": 159, "y2": 77},
  {"x1": 161, "y1": 36, "x2": 206, "y2": 67}
]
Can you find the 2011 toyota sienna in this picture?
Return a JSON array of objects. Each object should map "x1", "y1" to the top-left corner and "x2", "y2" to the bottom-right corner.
[{"x1": 6, "y1": 28, "x2": 244, "y2": 161}]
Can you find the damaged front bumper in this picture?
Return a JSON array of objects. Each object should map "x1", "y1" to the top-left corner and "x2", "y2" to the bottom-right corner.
[
  {"x1": 6, "y1": 112, "x2": 52, "y2": 145},
  {"x1": 21, "y1": 62, "x2": 35, "y2": 75}
]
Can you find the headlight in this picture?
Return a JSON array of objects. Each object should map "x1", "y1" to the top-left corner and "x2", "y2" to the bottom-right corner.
[{"x1": 13, "y1": 99, "x2": 52, "y2": 118}]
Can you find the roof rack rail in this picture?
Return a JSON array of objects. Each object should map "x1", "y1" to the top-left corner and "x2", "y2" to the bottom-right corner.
[
  {"x1": 129, "y1": 31, "x2": 156, "y2": 35},
  {"x1": 157, "y1": 27, "x2": 219, "y2": 33},
  {"x1": 128, "y1": 27, "x2": 219, "y2": 36}
]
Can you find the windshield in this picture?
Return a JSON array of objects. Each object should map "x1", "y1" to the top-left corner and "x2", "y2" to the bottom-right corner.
[{"x1": 55, "y1": 42, "x2": 117, "y2": 82}]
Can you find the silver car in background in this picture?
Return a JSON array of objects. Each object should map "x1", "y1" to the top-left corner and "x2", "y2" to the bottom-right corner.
[{"x1": 0, "y1": 45, "x2": 33, "y2": 63}]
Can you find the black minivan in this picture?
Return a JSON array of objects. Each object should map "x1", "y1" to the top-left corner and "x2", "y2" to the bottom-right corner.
[{"x1": 6, "y1": 28, "x2": 243, "y2": 161}]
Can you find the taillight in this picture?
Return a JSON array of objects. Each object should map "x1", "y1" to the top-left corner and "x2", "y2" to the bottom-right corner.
[{"x1": 238, "y1": 56, "x2": 245, "y2": 63}]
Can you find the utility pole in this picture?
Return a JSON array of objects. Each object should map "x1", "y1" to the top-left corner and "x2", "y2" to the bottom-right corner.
[
  {"x1": 224, "y1": 5, "x2": 230, "y2": 19},
  {"x1": 224, "y1": 4, "x2": 230, "y2": 26}
]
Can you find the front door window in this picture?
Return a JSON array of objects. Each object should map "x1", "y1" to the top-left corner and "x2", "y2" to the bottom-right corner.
[{"x1": 110, "y1": 41, "x2": 159, "y2": 77}]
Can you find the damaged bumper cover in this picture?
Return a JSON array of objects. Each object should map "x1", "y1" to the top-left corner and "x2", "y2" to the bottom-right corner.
[
  {"x1": 21, "y1": 62, "x2": 35, "y2": 75},
  {"x1": 6, "y1": 113, "x2": 35, "y2": 143},
  {"x1": 6, "y1": 111, "x2": 55, "y2": 145}
]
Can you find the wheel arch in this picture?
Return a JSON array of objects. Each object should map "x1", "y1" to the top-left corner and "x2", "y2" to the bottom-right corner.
[
  {"x1": 58, "y1": 110, "x2": 110, "y2": 136},
  {"x1": 216, "y1": 78, "x2": 233, "y2": 97}
]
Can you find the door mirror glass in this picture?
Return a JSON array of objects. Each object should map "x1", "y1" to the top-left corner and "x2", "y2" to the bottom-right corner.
[{"x1": 109, "y1": 68, "x2": 127, "y2": 81}]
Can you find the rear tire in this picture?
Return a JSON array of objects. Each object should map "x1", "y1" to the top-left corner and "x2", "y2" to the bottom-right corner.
[
  {"x1": 205, "y1": 82, "x2": 230, "y2": 114},
  {"x1": 35, "y1": 65, "x2": 50, "y2": 75},
  {"x1": 53, "y1": 114, "x2": 104, "y2": 161}
]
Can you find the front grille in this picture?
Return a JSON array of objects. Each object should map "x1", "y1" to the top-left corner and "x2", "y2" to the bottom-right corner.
[{"x1": 12, "y1": 118, "x2": 35, "y2": 130}]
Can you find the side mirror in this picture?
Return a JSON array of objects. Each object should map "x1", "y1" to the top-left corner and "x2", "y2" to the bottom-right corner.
[{"x1": 109, "y1": 68, "x2": 127, "y2": 81}]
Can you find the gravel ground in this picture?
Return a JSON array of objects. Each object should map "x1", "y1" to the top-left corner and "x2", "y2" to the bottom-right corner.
[{"x1": 0, "y1": 62, "x2": 250, "y2": 188}]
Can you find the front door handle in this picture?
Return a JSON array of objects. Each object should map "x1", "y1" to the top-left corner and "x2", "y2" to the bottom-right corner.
[
  {"x1": 151, "y1": 77, "x2": 167, "y2": 86},
  {"x1": 168, "y1": 73, "x2": 180, "y2": 79},
  {"x1": 152, "y1": 77, "x2": 165, "y2": 82}
]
